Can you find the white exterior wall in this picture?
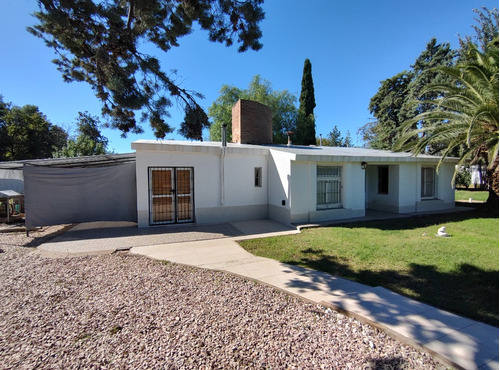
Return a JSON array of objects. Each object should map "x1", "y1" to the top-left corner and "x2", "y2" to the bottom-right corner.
[
  {"x1": 133, "y1": 141, "x2": 457, "y2": 227},
  {"x1": 289, "y1": 161, "x2": 365, "y2": 224},
  {"x1": 343, "y1": 162, "x2": 366, "y2": 211},
  {"x1": 397, "y1": 163, "x2": 418, "y2": 213},
  {"x1": 415, "y1": 162, "x2": 455, "y2": 212},
  {"x1": 436, "y1": 163, "x2": 456, "y2": 204},
  {"x1": 365, "y1": 164, "x2": 401, "y2": 213},
  {"x1": 289, "y1": 161, "x2": 312, "y2": 222},
  {"x1": 134, "y1": 143, "x2": 268, "y2": 227},
  {"x1": 267, "y1": 150, "x2": 294, "y2": 224},
  {"x1": 366, "y1": 161, "x2": 456, "y2": 214},
  {"x1": 221, "y1": 150, "x2": 268, "y2": 206}
]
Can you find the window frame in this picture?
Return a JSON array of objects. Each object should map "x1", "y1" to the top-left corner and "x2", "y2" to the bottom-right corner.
[
  {"x1": 421, "y1": 166, "x2": 436, "y2": 199},
  {"x1": 254, "y1": 167, "x2": 262, "y2": 187},
  {"x1": 316, "y1": 165, "x2": 342, "y2": 210}
]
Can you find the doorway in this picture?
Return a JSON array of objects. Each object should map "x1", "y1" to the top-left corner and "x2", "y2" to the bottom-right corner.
[{"x1": 148, "y1": 167, "x2": 194, "y2": 225}]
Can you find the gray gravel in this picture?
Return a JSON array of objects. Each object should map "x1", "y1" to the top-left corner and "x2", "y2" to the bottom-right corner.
[{"x1": 0, "y1": 226, "x2": 444, "y2": 369}]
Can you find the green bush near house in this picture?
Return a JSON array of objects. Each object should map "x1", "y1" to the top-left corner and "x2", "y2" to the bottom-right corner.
[
  {"x1": 240, "y1": 206, "x2": 499, "y2": 326},
  {"x1": 455, "y1": 170, "x2": 472, "y2": 189}
]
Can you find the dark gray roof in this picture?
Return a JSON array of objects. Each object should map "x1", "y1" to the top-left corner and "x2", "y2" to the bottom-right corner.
[{"x1": 0, "y1": 153, "x2": 136, "y2": 170}]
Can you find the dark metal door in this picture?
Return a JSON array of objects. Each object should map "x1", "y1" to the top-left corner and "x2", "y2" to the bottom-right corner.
[{"x1": 149, "y1": 167, "x2": 194, "y2": 225}]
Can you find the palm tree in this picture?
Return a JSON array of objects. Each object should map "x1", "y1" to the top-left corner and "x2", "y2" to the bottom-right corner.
[{"x1": 395, "y1": 38, "x2": 499, "y2": 203}]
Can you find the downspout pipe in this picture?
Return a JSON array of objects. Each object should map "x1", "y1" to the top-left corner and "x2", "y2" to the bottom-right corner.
[{"x1": 220, "y1": 124, "x2": 227, "y2": 205}]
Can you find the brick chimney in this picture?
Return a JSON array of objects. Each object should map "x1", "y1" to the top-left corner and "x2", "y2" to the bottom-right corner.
[{"x1": 232, "y1": 99, "x2": 272, "y2": 145}]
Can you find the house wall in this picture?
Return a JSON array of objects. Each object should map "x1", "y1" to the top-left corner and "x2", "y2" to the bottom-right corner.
[
  {"x1": 134, "y1": 141, "x2": 457, "y2": 227},
  {"x1": 365, "y1": 164, "x2": 401, "y2": 213},
  {"x1": 366, "y1": 161, "x2": 456, "y2": 213},
  {"x1": 135, "y1": 145, "x2": 269, "y2": 227},
  {"x1": 289, "y1": 161, "x2": 365, "y2": 224},
  {"x1": 397, "y1": 163, "x2": 418, "y2": 213},
  {"x1": 267, "y1": 150, "x2": 293, "y2": 225},
  {"x1": 415, "y1": 162, "x2": 455, "y2": 212}
]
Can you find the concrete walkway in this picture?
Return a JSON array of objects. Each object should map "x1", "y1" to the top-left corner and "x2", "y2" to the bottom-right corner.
[{"x1": 37, "y1": 219, "x2": 498, "y2": 370}]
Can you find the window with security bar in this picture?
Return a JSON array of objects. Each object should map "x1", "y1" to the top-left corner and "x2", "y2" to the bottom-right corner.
[
  {"x1": 317, "y1": 166, "x2": 341, "y2": 209},
  {"x1": 149, "y1": 167, "x2": 194, "y2": 225}
]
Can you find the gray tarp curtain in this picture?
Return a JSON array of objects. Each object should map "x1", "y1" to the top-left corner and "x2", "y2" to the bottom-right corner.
[{"x1": 24, "y1": 162, "x2": 137, "y2": 229}]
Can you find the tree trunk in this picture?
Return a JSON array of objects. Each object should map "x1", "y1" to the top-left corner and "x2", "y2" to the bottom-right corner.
[{"x1": 486, "y1": 155, "x2": 499, "y2": 206}]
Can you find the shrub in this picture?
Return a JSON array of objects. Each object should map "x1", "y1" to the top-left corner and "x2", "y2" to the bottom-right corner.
[{"x1": 455, "y1": 168, "x2": 471, "y2": 188}]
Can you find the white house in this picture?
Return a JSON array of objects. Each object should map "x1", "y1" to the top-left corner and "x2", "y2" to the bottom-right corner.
[{"x1": 132, "y1": 100, "x2": 457, "y2": 227}]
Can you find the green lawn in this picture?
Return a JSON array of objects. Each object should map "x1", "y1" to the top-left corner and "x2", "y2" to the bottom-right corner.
[
  {"x1": 240, "y1": 207, "x2": 499, "y2": 326},
  {"x1": 455, "y1": 189, "x2": 489, "y2": 202}
]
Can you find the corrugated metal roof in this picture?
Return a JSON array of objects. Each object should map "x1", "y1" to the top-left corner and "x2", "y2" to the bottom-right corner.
[{"x1": 0, "y1": 153, "x2": 136, "y2": 170}]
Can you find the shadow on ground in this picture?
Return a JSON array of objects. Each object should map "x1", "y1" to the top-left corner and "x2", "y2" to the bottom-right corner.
[
  {"x1": 283, "y1": 204, "x2": 499, "y2": 326},
  {"x1": 329, "y1": 203, "x2": 498, "y2": 232},
  {"x1": 284, "y1": 247, "x2": 498, "y2": 327}
]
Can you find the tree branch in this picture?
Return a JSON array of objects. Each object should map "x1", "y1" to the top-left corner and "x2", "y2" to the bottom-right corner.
[{"x1": 126, "y1": 0, "x2": 135, "y2": 30}]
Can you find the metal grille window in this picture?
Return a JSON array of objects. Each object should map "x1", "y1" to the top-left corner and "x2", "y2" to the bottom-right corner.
[
  {"x1": 317, "y1": 166, "x2": 341, "y2": 209},
  {"x1": 421, "y1": 167, "x2": 436, "y2": 198},
  {"x1": 149, "y1": 167, "x2": 194, "y2": 225},
  {"x1": 317, "y1": 166, "x2": 340, "y2": 178}
]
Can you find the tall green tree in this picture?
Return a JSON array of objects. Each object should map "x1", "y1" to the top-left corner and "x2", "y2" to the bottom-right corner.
[
  {"x1": 208, "y1": 75, "x2": 297, "y2": 143},
  {"x1": 361, "y1": 39, "x2": 456, "y2": 150},
  {"x1": 319, "y1": 126, "x2": 353, "y2": 147},
  {"x1": 0, "y1": 99, "x2": 67, "y2": 161},
  {"x1": 327, "y1": 125, "x2": 343, "y2": 146},
  {"x1": 55, "y1": 112, "x2": 109, "y2": 157},
  {"x1": 343, "y1": 130, "x2": 353, "y2": 147},
  {"x1": 459, "y1": 7, "x2": 499, "y2": 54},
  {"x1": 395, "y1": 38, "x2": 499, "y2": 201},
  {"x1": 29, "y1": 0, "x2": 265, "y2": 139},
  {"x1": 360, "y1": 71, "x2": 414, "y2": 149},
  {"x1": 295, "y1": 58, "x2": 316, "y2": 145},
  {"x1": 0, "y1": 97, "x2": 10, "y2": 159}
]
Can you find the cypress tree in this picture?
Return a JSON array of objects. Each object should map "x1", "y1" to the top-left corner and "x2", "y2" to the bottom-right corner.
[{"x1": 295, "y1": 59, "x2": 316, "y2": 145}]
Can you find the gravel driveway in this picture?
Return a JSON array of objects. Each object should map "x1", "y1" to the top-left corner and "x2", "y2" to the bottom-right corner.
[{"x1": 0, "y1": 225, "x2": 444, "y2": 369}]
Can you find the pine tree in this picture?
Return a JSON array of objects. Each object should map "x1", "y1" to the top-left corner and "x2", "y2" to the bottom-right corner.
[
  {"x1": 327, "y1": 125, "x2": 343, "y2": 146},
  {"x1": 178, "y1": 104, "x2": 210, "y2": 141},
  {"x1": 55, "y1": 112, "x2": 109, "y2": 157},
  {"x1": 295, "y1": 59, "x2": 316, "y2": 145},
  {"x1": 28, "y1": 0, "x2": 265, "y2": 139}
]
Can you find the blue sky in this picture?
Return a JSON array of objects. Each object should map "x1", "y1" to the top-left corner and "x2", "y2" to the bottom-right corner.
[{"x1": 1, "y1": 0, "x2": 497, "y2": 153}]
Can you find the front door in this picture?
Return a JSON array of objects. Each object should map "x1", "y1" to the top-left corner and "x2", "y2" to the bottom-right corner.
[{"x1": 149, "y1": 167, "x2": 194, "y2": 225}]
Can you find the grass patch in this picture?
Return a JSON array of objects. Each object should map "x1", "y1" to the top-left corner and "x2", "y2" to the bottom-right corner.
[
  {"x1": 240, "y1": 206, "x2": 499, "y2": 326},
  {"x1": 455, "y1": 189, "x2": 489, "y2": 202}
]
